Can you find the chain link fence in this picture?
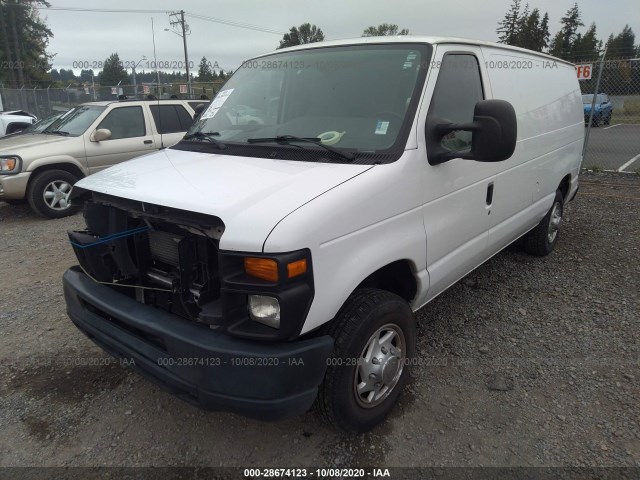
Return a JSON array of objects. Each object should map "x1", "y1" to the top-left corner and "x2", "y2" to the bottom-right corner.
[
  {"x1": 0, "y1": 81, "x2": 226, "y2": 119},
  {"x1": 578, "y1": 56, "x2": 640, "y2": 173}
]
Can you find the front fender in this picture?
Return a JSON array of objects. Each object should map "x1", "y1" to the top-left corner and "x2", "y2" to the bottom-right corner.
[{"x1": 26, "y1": 155, "x2": 89, "y2": 176}]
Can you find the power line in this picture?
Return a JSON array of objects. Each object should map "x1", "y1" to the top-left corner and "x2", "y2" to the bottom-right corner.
[
  {"x1": 185, "y1": 13, "x2": 285, "y2": 35},
  {"x1": 34, "y1": 6, "x2": 172, "y2": 14},
  {"x1": 26, "y1": 5, "x2": 285, "y2": 35}
]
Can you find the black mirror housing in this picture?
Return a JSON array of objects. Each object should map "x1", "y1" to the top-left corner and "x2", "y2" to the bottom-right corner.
[{"x1": 426, "y1": 99, "x2": 517, "y2": 165}]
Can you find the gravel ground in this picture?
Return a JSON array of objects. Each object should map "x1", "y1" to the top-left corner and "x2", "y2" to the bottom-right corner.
[{"x1": 0, "y1": 172, "x2": 639, "y2": 470}]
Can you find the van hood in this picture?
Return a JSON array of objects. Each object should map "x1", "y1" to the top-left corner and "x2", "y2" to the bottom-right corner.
[
  {"x1": 0, "y1": 133, "x2": 72, "y2": 155},
  {"x1": 74, "y1": 148, "x2": 373, "y2": 252}
]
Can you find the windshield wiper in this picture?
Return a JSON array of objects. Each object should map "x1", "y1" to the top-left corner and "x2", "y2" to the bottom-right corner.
[
  {"x1": 246, "y1": 135, "x2": 355, "y2": 161},
  {"x1": 46, "y1": 130, "x2": 69, "y2": 136},
  {"x1": 183, "y1": 131, "x2": 226, "y2": 149}
]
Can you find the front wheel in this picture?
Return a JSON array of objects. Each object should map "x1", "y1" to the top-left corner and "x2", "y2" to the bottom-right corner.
[
  {"x1": 520, "y1": 190, "x2": 564, "y2": 256},
  {"x1": 27, "y1": 169, "x2": 82, "y2": 218},
  {"x1": 316, "y1": 288, "x2": 416, "y2": 432}
]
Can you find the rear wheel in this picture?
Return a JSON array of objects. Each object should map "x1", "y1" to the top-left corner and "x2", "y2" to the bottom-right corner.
[
  {"x1": 521, "y1": 190, "x2": 564, "y2": 256},
  {"x1": 27, "y1": 169, "x2": 81, "y2": 218},
  {"x1": 316, "y1": 288, "x2": 415, "y2": 432}
]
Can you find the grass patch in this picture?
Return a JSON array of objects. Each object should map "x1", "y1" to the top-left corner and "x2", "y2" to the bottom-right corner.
[{"x1": 610, "y1": 98, "x2": 640, "y2": 125}]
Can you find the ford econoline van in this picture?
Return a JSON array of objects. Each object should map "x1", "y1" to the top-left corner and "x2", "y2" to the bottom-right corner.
[{"x1": 63, "y1": 37, "x2": 584, "y2": 432}]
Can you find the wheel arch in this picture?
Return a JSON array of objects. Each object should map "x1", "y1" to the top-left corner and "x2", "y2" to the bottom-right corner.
[
  {"x1": 356, "y1": 259, "x2": 418, "y2": 304},
  {"x1": 26, "y1": 161, "x2": 86, "y2": 191},
  {"x1": 558, "y1": 173, "x2": 571, "y2": 203}
]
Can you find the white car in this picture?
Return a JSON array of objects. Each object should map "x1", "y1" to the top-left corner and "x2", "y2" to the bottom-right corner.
[
  {"x1": 0, "y1": 110, "x2": 36, "y2": 137},
  {"x1": 63, "y1": 37, "x2": 583, "y2": 432}
]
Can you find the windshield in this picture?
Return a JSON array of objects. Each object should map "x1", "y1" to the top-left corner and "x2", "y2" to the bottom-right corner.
[
  {"x1": 25, "y1": 113, "x2": 64, "y2": 133},
  {"x1": 184, "y1": 44, "x2": 430, "y2": 162},
  {"x1": 43, "y1": 105, "x2": 106, "y2": 136}
]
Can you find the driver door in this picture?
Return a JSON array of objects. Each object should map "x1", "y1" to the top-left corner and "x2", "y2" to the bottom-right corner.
[{"x1": 84, "y1": 105, "x2": 156, "y2": 173}]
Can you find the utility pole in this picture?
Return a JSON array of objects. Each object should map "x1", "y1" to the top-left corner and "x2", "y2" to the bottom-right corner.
[{"x1": 169, "y1": 10, "x2": 192, "y2": 98}]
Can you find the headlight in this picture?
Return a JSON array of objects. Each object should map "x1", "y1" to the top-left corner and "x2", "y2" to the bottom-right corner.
[
  {"x1": 248, "y1": 295, "x2": 280, "y2": 329},
  {"x1": 0, "y1": 156, "x2": 22, "y2": 174}
]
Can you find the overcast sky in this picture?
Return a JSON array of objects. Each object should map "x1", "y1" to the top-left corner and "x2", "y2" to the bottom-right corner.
[{"x1": 43, "y1": 0, "x2": 639, "y2": 74}]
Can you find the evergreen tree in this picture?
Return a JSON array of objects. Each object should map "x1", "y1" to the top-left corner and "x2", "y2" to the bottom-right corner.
[
  {"x1": 497, "y1": 0, "x2": 522, "y2": 45},
  {"x1": 539, "y1": 12, "x2": 550, "y2": 52},
  {"x1": 606, "y1": 25, "x2": 636, "y2": 58},
  {"x1": 516, "y1": 7, "x2": 538, "y2": 49},
  {"x1": 197, "y1": 56, "x2": 213, "y2": 82},
  {"x1": 278, "y1": 23, "x2": 325, "y2": 49},
  {"x1": 571, "y1": 23, "x2": 599, "y2": 61},
  {"x1": 362, "y1": 24, "x2": 409, "y2": 36},
  {"x1": 100, "y1": 53, "x2": 128, "y2": 86},
  {"x1": 0, "y1": 0, "x2": 53, "y2": 85},
  {"x1": 550, "y1": 3, "x2": 584, "y2": 59}
]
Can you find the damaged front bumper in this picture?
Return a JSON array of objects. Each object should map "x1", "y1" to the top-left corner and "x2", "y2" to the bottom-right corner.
[{"x1": 63, "y1": 267, "x2": 333, "y2": 420}]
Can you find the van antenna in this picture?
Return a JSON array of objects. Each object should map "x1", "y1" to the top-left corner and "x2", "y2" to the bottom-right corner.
[{"x1": 151, "y1": 17, "x2": 164, "y2": 148}]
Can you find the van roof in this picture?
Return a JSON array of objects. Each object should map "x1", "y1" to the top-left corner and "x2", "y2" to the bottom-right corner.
[{"x1": 263, "y1": 35, "x2": 574, "y2": 67}]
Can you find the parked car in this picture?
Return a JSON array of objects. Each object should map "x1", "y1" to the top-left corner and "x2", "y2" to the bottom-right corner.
[
  {"x1": 63, "y1": 37, "x2": 583, "y2": 432},
  {"x1": 0, "y1": 110, "x2": 36, "y2": 137},
  {"x1": 582, "y1": 93, "x2": 613, "y2": 126},
  {"x1": 0, "y1": 99, "x2": 197, "y2": 217},
  {"x1": 4, "y1": 111, "x2": 66, "y2": 137}
]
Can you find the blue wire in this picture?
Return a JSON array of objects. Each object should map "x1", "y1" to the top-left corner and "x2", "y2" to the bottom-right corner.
[{"x1": 69, "y1": 226, "x2": 150, "y2": 249}]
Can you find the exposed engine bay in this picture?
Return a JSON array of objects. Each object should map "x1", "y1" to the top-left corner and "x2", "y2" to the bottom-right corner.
[{"x1": 68, "y1": 193, "x2": 225, "y2": 325}]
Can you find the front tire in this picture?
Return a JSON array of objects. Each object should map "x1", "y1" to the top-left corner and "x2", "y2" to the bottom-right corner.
[
  {"x1": 27, "y1": 169, "x2": 81, "y2": 219},
  {"x1": 521, "y1": 190, "x2": 564, "y2": 256},
  {"x1": 316, "y1": 288, "x2": 416, "y2": 432}
]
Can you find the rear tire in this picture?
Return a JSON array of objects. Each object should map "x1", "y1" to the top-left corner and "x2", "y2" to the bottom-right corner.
[
  {"x1": 604, "y1": 113, "x2": 611, "y2": 125},
  {"x1": 316, "y1": 288, "x2": 416, "y2": 432},
  {"x1": 521, "y1": 190, "x2": 564, "y2": 256},
  {"x1": 27, "y1": 169, "x2": 81, "y2": 219}
]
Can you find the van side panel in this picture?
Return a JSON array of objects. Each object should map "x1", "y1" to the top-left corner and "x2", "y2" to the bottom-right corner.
[{"x1": 482, "y1": 47, "x2": 584, "y2": 253}]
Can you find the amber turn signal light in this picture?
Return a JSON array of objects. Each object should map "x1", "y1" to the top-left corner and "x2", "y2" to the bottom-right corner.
[
  {"x1": 244, "y1": 257, "x2": 278, "y2": 282},
  {"x1": 287, "y1": 259, "x2": 307, "y2": 278}
]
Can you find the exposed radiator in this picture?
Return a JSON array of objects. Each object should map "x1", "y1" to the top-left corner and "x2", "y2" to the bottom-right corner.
[{"x1": 148, "y1": 230, "x2": 182, "y2": 266}]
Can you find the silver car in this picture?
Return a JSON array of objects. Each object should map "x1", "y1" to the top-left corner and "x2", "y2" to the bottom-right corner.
[{"x1": 0, "y1": 99, "x2": 196, "y2": 217}]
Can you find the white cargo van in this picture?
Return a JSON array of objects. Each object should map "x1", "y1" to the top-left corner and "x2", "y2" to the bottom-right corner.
[{"x1": 63, "y1": 37, "x2": 583, "y2": 432}]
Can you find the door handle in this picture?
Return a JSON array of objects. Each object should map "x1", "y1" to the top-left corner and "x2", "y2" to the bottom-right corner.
[
  {"x1": 486, "y1": 182, "x2": 494, "y2": 206},
  {"x1": 144, "y1": 140, "x2": 153, "y2": 145}
]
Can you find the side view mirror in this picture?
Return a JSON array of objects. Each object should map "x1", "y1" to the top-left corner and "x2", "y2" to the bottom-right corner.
[
  {"x1": 90, "y1": 128, "x2": 112, "y2": 142},
  {"x1": 426, "y1": 99, "x2": 517, "y2": 165}
]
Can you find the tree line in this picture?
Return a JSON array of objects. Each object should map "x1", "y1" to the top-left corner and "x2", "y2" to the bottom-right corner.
[
  {"x1": 47, "y1": 53, "x2": 232, "y2": 88},
  {"x1": 496, "y1": 0, "x2": 639, "y2": 61},
  {"x1": 276, "y1": 22, "x2": 410, "y2": 49}
]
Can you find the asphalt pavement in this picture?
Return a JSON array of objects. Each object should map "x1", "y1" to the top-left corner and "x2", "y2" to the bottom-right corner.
[{"x1": 583, "y1": 124, "x2": 640, "y2": 172}]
